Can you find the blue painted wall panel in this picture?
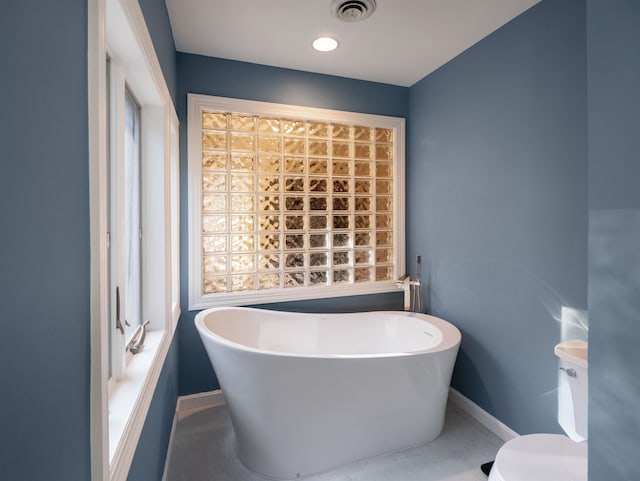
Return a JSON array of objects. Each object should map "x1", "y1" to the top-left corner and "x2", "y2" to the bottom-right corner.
[
  {"x1": 177, "y1": 54, "x2": 408, "y2": 395},
  {"x1": 1, "y1": 1, "x2": 178, "y2": 479},
  {"x1": 407, "y1": 0, "x2": 587, "y2": 435},
  {"x1": 138, "y1": 0, "x2": 178, "y2": 105},
  {"x1": 0, "y1": 1, "x2": 91, "y2": 480},
  {"x1": 177, "y1": 54, "x2": 409, "y2": 119},
  {"x1": 587, "y1": 1, "x2": 640, "y2": 479}
]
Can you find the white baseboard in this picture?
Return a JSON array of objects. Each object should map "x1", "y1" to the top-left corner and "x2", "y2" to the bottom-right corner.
[
  {"x1": 177, "y1": 389, "x2": 226, "y2": 414},
  {"x1": 449, "y1": 388, "x2": 519, "y2": 442}
]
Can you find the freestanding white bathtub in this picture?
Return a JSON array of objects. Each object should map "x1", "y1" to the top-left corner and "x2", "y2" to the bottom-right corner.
[{"x1": 195, "y1": 307, "x2": 461, "y2": 480}]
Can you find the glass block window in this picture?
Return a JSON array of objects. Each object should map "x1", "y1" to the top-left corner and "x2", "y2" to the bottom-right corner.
[{"x1": 189, "y1": 95, "x2": 405, "y2": 308}]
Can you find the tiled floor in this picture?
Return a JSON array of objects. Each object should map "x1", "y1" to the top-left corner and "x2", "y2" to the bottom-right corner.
[{"x1": 164, "y1": 402, "x2": 503, "y2": 481}]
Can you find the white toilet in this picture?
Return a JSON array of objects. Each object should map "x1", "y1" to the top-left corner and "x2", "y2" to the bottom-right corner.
[{"x1": 488, "y1": 340, "x2": 588, "y2": 481}]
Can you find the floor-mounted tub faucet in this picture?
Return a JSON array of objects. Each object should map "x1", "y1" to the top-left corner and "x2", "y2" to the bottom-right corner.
[
  {"x1": 397, "y1": 274, "x2": 411, "y2": 311},
  {"x1": 397, "y1": 274, "x2": 422, "y2": 312},
  {"x1": 397, "y1": 256, "x2": 425, "y2": 312}
]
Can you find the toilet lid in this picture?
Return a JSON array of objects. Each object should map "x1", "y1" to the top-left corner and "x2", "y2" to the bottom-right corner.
[{"x1": 490, "y1": 434, "x2": 587, "y2": 481}]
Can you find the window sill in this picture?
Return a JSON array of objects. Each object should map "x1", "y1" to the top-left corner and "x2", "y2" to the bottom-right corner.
[
  {"x1": 189, "y1": 280, "x2": 403, "y2": 310},
  {"x1": 107, "y1": 326, "x2": 174, "y2": 481}
]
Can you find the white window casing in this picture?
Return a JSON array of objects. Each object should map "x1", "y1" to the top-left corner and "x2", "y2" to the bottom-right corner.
[{"x1": 88, "y1": 0, "x2": 180, "y2": 480}]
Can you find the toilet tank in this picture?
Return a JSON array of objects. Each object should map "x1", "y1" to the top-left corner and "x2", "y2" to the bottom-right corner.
[{"x1": 555, "y1": 340, "x2": 588, "y2": 441}]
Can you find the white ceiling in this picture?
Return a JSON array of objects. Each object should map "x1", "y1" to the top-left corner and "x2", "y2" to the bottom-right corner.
[{"x1": 166, "y1": 0, "x2": 541, "y2": 87}]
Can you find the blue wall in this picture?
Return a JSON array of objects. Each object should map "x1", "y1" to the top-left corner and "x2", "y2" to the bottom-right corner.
[
  {"x1": 176, "y1": 54, "x2": 408, "y2": 395},
  {"x1": 138, "y1": 0, "x2": 177, "y2": 105},
  {"x1": 1, "y1": 1, "x2": 91, "y2": 480},
  {"x1": 1, "y1": 1, "x2": 179, "y2": 480},
  {"x1": 407, "y1": 0, "x2": 587, "y2": 435},
  {"x1": 587, "y1": 1, "x2": 640, "y2": 479}
]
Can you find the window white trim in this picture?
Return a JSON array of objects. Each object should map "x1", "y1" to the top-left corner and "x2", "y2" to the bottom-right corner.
[
  {"x1": 141, "y1": 104, "x2": 170, "y2": 332},
  {"x1": 108, "y1": 59, "x2": 128, "y2": 381},
  {"x1": 89, "y1": 0, "x2": 109, "y2": 478},
  {"x1": 89, "y1": 0, "x2": 180, "y2": 480},
  {"x1": 169, "y1": 114, "x2": 181, "y2": 330},
  {"x1": 187, "y1": 94, "x2": 406, "y2": 310}
]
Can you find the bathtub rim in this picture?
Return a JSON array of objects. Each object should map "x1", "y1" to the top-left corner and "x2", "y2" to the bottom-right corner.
[{"x1": 195, "y1": 306, "x2": 461, "y2": 360}]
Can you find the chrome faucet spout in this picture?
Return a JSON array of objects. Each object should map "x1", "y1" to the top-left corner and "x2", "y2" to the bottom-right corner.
[
  {"x1": 397, "y1": 274, "x2": 423, "y2": 312},
  {"x1": 397, "y1": 274, "x2": 411, "y2": 311}
]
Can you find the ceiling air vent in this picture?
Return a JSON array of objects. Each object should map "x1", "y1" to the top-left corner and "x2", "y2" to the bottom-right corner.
[{"x1": 331, "y1": 0, "x2": 377, "y2": 22}]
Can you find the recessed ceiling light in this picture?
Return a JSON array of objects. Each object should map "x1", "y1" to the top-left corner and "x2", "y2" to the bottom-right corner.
[{"x1": 312, "y1": 37, "x2": 339, "y2": 52}]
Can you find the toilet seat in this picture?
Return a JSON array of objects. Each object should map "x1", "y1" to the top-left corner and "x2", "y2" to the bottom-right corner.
[{"x1": 488, "y1": 434, "x2": 587, "y2": 481}]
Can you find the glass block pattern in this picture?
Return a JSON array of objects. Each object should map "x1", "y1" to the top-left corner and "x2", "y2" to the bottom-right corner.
[{"x1": 200, "y1": 110, "x2": 395, "y2": 292}]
